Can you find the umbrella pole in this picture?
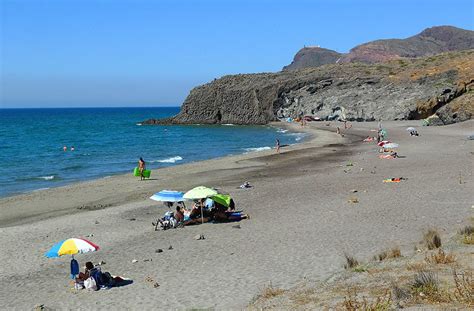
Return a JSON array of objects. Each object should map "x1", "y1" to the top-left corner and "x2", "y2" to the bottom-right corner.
[{"x1": 201, "y1": 201, "x2": 204, "y2": 224}]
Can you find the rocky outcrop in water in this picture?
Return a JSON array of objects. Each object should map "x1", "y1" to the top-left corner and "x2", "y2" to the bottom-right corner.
[{"x1": 143, "y1": 50, "x2": 473, "y2": 126}]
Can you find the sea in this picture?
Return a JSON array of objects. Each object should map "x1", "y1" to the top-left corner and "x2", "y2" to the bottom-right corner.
[{"x1": 0, "y1": 107, "x2": 306, "y2": 197}]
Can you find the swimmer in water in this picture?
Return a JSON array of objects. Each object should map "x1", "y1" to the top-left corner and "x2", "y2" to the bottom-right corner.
[
  {"x1": 63, "y1": 146, "x2": 67, "y2": 152},
  {"x1": 71, "y1": 146, "x2": 75, "y2": 151}
]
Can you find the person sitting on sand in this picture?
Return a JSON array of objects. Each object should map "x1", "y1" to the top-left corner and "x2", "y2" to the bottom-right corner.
[
  {"x1": 76, "y1": 261, "x2": 125, "y2": 289},
  {"x1": 138, "y1": 157, "x2": 146, "y2": 180},
  {"x1": 76, "y1": 261, "x2": 95, "y2": 282}
]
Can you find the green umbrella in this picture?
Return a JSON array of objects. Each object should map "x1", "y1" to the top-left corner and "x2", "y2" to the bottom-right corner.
[
  {"x1": 211, "y1": 194, "x2": 231, "y2": 207},
  {"x1": 183, "y1": 186, "x2": 218, "y2": 223},
  {"x1": 183, "y1": 186, "x2": 218, "y2": 200}
]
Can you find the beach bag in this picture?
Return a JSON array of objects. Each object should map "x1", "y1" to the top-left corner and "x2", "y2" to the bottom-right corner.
[
  {"x1": 70, "y1": 258, "x2": 79, "y2": 279},
  {"x1": 160, "y1": 211, "x2": 177, "y2": 230},
  {"x1": 84, "y1": 276, "x2": 97, "y2": 291}
]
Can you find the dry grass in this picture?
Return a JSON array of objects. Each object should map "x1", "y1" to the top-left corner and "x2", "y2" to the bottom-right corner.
[
  {"x1": 258, "y1": 283, "x2": 285, "y2": 299},
  {"x1": 423, "y1": 229, "x2": 442, "y2": 250},
  {"x1": 374, "y1": 247, "x2": 402, "y2": 262},
  {"x1": 453, "y1": 270, "x2": 474, "y2": 305},
  {"x1": 425, "y1": 248, "x2": 456, "y2": 265},
  {"x1": 342, "y1": 289, "x2": 392, "y2": 311},
  {"x1": 406, "y1": 261, "x2": 428, "y2": 271},
  {"x1": 289, "y1": 287, "x2": 319, "y2": 306},
  {"x1": 459, "y1": 225, "x2": 474, "y2": 245},
  {"x1": 344, "y1": 253, "x2": 360, "y2": 269}
]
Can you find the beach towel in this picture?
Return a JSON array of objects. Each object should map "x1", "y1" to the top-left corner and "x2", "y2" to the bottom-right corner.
[{"x1": 383, "y1": 178, "x2": 405, "y2": 183}]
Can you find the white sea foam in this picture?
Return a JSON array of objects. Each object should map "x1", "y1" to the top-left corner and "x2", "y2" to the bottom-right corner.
[
  {"x1": 152, "y1": 156, "x2": 183, "y2": 163},
  {"x1": 38, "y1": 175, "x2": 55, "y2": 180},
  {"x1": 244, "y1": 146, "x2": 271, "y2": 153},
  {"x1": 136, "y1": 123, "x2": 142, "y2": 126},
  {"x1": 288, "y1": 132, "x2": 307, "y2": 142},
  {"x1": 222, "y1": 124, "x2": 235, "y2": 126},
  {"x1": 33, "y1": 187, "x2": 50, "y2": 192},
  {"x1": 277, "y1": 128, "x2": 288, "y2": 133}
]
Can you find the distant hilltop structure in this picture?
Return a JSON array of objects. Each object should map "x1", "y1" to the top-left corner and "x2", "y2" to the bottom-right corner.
[{"x1": 284, "y1": 26, "x2": 474, "y2": 71}]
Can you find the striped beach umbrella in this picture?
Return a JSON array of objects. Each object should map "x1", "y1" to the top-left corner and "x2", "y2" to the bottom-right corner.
[
  {"x1": 150, "y1": 190, "x2": 185, "y2": 202},
  {"x1": 377, "y1": 140, "x2": 391, "y2": 147},
  {"x1": 382, "y1": 143, "x2": 399, "y2": 149},
  {"x1": 45, "y1": 238, "x2": 99, "y2": 258}
]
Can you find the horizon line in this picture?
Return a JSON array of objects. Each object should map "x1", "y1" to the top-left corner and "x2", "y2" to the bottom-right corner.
[{"x1": 0, "y1": 105, "x2": 181, "y2": 109}]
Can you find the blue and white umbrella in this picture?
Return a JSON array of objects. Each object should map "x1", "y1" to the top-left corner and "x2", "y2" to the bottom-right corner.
[
  {"x1": 150, "y1": 190, "x2": 186, "y2": 231},
  {"x1": 150, "y1": 190, "x2": 185, "y2": 203}
]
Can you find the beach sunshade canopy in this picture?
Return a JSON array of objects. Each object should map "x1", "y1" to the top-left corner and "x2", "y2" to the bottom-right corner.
[
  {"x1": 406, "y1": 127, "x2": 416, "y2": 132},
  {"x1": 211, "y1": 194, "x2": 232, "y2": 207},
  {"x1": 45, "y1": 238, "x2": 99, "y2": 258},
  {"x1": 150, "y1": 190, "x2": 185, "y2": 202},
  {"x1": 377, "y1": 140, "x2": 391, "y2": 147},
  {"x1": 183, "y1": 186, "x2": 218, "y2": 200},
  {"x1": 383, "y1": 143, "x2": 399, "y2": 149}
]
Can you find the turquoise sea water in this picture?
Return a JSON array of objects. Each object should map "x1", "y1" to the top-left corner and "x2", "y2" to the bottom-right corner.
[{"x1": 0, "y1": 107, "x2": 305, "y2": 197}]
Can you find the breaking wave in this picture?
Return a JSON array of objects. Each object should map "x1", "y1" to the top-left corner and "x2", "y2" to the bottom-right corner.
[{"x1": 151, "y1": 156, "x2": 183, "y2": 163}]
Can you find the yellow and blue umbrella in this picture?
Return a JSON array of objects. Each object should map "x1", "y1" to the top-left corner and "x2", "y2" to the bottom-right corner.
[{"x1": 45, "y1": 238, "x2": 100, "y2": 258}]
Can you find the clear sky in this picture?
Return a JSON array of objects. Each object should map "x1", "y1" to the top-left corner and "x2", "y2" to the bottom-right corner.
[{"x1": 1, "y1": 0, "x2": 473, "y2": 108}]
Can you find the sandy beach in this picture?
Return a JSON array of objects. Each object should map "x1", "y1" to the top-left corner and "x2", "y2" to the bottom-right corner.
[{"x1": 0, "y1": 120, "x2": 472, "y2": 310}]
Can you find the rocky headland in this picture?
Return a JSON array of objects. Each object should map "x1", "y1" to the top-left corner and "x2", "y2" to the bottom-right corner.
[{"x1": 142, "y1": 26, "x2": 473, "y2": 126}]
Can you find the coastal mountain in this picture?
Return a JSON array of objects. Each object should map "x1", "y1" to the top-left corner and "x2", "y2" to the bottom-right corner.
[
  {"x1": 283, "y1": 26, "x2": 474, "y2": 70},
  {"x1": 283, "y1": 47, "x2": 342, "y2": 71},
  {"x1": 144, "y1": 49, "x2": 473, "y2": 126}
]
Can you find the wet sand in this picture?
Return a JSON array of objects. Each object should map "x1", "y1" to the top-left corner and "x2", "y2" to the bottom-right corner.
[{"x1": 0, "y1": 120, "x2": 472, "y2": 310}]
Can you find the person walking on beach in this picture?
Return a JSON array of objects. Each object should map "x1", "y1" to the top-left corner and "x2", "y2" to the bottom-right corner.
[
  {"x1": 275, "y1": 138, "x2": 280, "y2": 153},
  {"x1": 138, "y1": 157, "x2": 146, "y2": 180}
]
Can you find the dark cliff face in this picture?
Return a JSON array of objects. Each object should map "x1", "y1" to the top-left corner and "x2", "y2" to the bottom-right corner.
[
  {"x1": 143, "y1": 50, "x2": 473, "y2": 126},
  {"x1": 281, "y1": 26, "x2": 474, "y2": 70}
]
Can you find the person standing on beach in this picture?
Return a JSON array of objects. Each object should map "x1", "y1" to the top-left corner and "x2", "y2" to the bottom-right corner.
[
  {"x1": 138, "y1": 157, "x2": 146, "y2": 180},
  {"x1": 275, "y1": 138, "x2": 280, "y2": 153}
]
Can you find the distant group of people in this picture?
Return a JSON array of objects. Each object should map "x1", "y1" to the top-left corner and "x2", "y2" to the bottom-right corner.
[
  {"x1": 155, "y1": 198, "x2": 249, "y2": 230},
  {"x1": 63, "y1": 146, "x2": 75, "y2": 151}
]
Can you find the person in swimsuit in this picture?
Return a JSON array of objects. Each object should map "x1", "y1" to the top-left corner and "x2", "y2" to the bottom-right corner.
[
  {"x1": 275, "y1": 138, "x2": 280, "y2": 153},
  {"x1": 138, "y1": 157, "x2": 146, "y2": 180}
]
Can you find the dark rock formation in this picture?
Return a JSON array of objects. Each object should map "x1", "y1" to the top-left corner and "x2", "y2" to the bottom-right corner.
[
  {"x1": 143, "y1": 50, "x2": 473, "y2": 126},
  {"x1": 282, "y1": 26, "x2": 474, "y2": 70},
  {"x1": 283, "y1": 47, "x2": 342, "y2": 71}
]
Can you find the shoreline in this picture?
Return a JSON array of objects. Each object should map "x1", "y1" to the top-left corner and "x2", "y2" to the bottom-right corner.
[
  {"x1": 0, "y1": 122, "x2": 308, "y2": 200},
  {"x1": 0, "y1": 122, "x2": 337, "y2": 228},
  {"x1": 0, "y1": 120, "x2": 472, "y2": 310}
]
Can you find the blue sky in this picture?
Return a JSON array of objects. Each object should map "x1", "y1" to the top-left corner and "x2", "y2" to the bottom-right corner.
[{"x1": 1, "y1": 0, "x2": 473, "y2": 108}]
